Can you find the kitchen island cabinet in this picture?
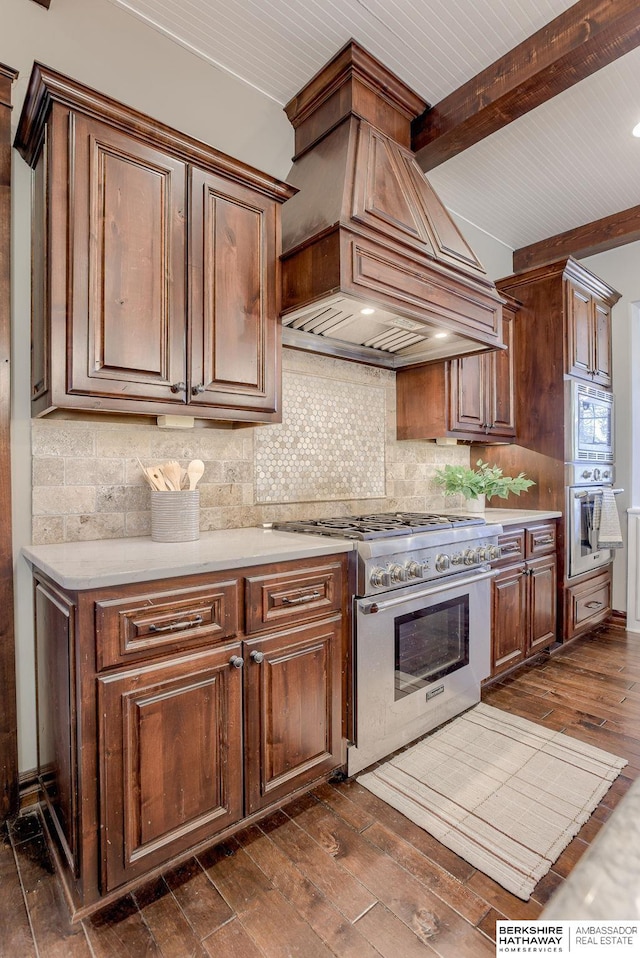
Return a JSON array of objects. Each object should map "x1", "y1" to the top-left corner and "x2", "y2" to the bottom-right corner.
[
  {"x1": 397, "y1": 297, "x2": 517, "y2": 441},
  {"x1": 24, "y1": 533, "x2": 352, "y2": 919},
  {"x1": 15, "y1": 64, "x2": 295, "y2": 423}
]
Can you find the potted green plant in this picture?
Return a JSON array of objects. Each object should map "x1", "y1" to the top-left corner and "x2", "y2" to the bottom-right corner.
[{"x1": 433, "y1": 459, "x2": 535, "y2": 512}]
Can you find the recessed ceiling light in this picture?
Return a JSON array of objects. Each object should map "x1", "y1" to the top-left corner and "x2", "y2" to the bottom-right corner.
[
  {"x1": 360, "y1": 307, "x2": 375, "y2": 315},
  {"x1": 434, "y1": 332, "x2": 448, "y2": 339},
  {"x1": 633, "y1": 121, "x2": 640, "y2": 138}
]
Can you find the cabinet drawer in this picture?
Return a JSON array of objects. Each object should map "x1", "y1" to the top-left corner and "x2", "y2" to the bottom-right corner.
[
  {"x1": 566, "y1": 569, "x2": 611, "y2": 639},
  {"x1": 495, "y1": 529, "x2": 525, "y2": 565},
  {"x1": 95, "y1": 580, "x2": 240, "y2": 669},
  {"x1": 245, "y1": 561, "x2": 343, "y2": 634},
  {"x1": 526, "y1": 523, "x2": 556, "y2": 557}
]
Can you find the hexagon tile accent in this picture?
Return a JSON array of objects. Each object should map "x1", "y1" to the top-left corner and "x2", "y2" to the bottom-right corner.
[{"x1": 255, "y1": 372, "x2": 386, "y2": 503}]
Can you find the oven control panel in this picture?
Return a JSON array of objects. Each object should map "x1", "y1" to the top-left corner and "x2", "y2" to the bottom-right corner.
[{"x1": 367, "y1": 541, "x2": 501, "y2": 591}]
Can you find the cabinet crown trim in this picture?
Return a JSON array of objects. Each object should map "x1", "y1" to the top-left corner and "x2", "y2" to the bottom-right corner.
[{"x1": 15, "y1": 62, "x2": 297, "y2": 203}]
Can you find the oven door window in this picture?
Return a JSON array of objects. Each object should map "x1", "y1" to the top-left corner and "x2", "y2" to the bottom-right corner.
[
  {"x1": 578, "y1": 493, "x2": 601, "y2": 556},
  {"x1": 394, "y1": 595, "x2": 469, "y2": 700},
  {"x1": 578, "y1": 397, "x2": 611, "y2": 451}
]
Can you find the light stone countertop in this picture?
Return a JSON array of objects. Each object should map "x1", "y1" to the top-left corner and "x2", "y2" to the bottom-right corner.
[
  {"x1": 22, "y1": 528, "x2": 356, "y2": 591},
  {"x1": 542, "y1": 776, "x2": 640, "y2": 918},
  {"x1": 482, "y1": 508, "x2": 562, "y2": 526},
  {"x1": 447, "y1": 507, "x2": 562, "y2": 527}
]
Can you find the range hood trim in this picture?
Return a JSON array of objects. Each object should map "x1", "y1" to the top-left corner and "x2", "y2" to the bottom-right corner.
[{"x1": 280, "y1": 42, "x2": 505, "y2": 368}]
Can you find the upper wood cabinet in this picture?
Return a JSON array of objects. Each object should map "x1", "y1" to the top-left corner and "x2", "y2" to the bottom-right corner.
[
  {"x1": 565, "y1": 278, "x2": 613, "y2": 387},
  {"x1": 396, "y1": 298, "x2": 517, "y2": 441},
  {"x1": 494, "y1": 259, "x2": 619, "y2": 426},
  {"x1": 15, "y1": 64, "x2": 295, "y2": 423}
]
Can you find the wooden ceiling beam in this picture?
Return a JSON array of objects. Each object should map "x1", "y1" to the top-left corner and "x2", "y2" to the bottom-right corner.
[
  {"x1": 513, "y1": 205, "x2": 640, "y2": 272},
  {"x1": 412, "y1": 0, "x2": 640, "y2": 171}
]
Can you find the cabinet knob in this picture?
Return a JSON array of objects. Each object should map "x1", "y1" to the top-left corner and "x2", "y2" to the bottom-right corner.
[
  {"x1": 229, "y1": 655, "x2": 244, "y2": 669},
  {"x1": 170, "y1": 381, "x2": 186, "y2": 394},
  {"x1": 191, "y1": 383, "x2": 205, "y2": 395},
  {"x1": 250, "y1": 650, "x2": 265, "y2": 664}
]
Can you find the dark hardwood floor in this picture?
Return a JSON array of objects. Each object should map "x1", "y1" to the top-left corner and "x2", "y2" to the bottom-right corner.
[{"x1": 2, "y1": 623, "x2": 638, "y2": 957}]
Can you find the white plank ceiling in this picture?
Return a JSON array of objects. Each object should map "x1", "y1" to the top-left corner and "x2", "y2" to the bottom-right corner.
[{"x1": 108, "y1": 0, "x2": 640, "y2": 252}]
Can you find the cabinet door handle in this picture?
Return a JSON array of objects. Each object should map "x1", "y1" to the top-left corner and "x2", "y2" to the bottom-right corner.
[
  {"x1": 585, "y1": 600, "x2": 604, "y2": 609},
  {"x1": 148, "y1": 615, "x2": 203, "y2": 633},
  {"x1": 281, "y1": 591, "x2": 322, "y2": 606},
  {"x1": 229, "y1": 655, "x2": 244, "y2": 669},
  {"x1": 170, "y1": 381, "x2": 187, "y2": 394},
  {"x1": 502, "y1": 544, "x2": 521, "y2": 554},
  {"x1": 191, "y1": 383, "x2": 205, "y2": 395},
  {"x1": 534, "y1": 535, "x2": 555, "y2": 545},
  {"x1": 250, "y1": 650, "x2": 265, "y2": 664}
]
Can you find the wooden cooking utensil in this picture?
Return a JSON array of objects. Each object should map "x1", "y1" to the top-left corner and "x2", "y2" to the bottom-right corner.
[
  {"x1": 161, "y1": 460, "x2": 182, "y2": 492},
  {"x1": 147, "y1": 467, "x2": 167, "y2": 491},
  {"x1": 186, "y1": 459, "x2": 205, "y2": 490}
]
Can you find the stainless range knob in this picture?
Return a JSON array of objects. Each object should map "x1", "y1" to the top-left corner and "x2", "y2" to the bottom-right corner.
[
  {"x1": 405, "y1": 560, "x2": 424, "y2": 579},
  {"x1": 464, "y1": 549, "x2": 477, "y2": 565},
  {"x1": 488, "y1": 545, "x2": 501, "y2": 560},
  {"x1": 388, "y1": 563, "x2": 407, "y2": 583},
  {"x1": 581, "y1": 469, "x2": 592, "y2": 479},
  {"x1": 369, "y1": 567, "x2": 390, "y2": 588},
  {"x1": 435, "y1": 554, "x2": 450, "y2": 573}
]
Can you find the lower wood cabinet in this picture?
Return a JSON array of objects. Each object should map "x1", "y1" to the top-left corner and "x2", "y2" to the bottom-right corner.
[
  {"x1": 490, "y1": 522, "x2": 557, "y2": 678},
  {"x1": 31, "y1": 553, "x2": 349, "y2": 919},
  {"x1": 565, "y1": 566, "x2": 612, "y2": 640}
]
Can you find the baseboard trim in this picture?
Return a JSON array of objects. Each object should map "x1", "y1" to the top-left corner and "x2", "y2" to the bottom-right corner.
[
  {"x1": 18, "y1": 769, "x2": 41, "y2": 810},
  {"x1": 609, "y1": 609, "x2": 627, "y2": 630}
]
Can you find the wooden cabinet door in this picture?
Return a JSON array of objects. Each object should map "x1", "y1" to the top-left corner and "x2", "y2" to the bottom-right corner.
[
  {"x1": 243, "y1": 617, "x2": 343, "y2": 814},
  {"x1": 487, "y1": 311, "x2": 516, "y2": 437},
  {"x1": 189, "y1": 167, "x2": 280, "y2": 418},
  {"x1": 566, "y1": 282, "x2": 593, "y2": 381},
  {"x1": 98, "y1": 643, "x2": 243, "y2": 891},
  {"x1": 527, "y1": 554, "x2": 557, "y2": 654},
  {"x1": 34, "y1": 578, "x2": 79, "y2": 878},
  {"x1": 491, "y1": 563, "x2": 527, "y2": 676},
  {"x1": 68, "y1": 114, "x2": 187, "y2": 403},
  {"x1": 592, "y1": 300, "x2": 612, "y2": 387},
  {"x1": 449, "y1": 354, "x2": 485, "y2": 434}
]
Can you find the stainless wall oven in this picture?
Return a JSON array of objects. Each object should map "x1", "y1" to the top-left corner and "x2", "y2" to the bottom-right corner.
[
  {"x1": 566, "y1": 463, "x2": 621, "y2": 578},
  {"x1": 568, "y1": 380, "x2": 614, "y2": 462}
]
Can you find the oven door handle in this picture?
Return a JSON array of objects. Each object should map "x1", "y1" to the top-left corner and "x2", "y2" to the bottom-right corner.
[{"x1": 358, "y1": 566, "x2": 497, "y2": 615}]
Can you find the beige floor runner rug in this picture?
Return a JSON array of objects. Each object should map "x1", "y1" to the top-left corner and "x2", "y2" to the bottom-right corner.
[{"x1": 358, "y1": 703, "x2": 627, "y2": 900}]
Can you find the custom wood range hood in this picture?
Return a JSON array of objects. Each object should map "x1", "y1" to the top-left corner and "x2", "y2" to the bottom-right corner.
[{"x1": 280, "y1": 41, "x2": 505, "y2": 368}]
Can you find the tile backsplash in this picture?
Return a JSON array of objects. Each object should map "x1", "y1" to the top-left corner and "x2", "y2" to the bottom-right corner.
[{"x1": 31, "y1": 348, "x2": 470, "y2": 544}]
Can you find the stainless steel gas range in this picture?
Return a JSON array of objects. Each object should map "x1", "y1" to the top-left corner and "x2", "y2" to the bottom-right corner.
[{"x1": 273, "y1": 513, "x2": 503, "y2": 774}]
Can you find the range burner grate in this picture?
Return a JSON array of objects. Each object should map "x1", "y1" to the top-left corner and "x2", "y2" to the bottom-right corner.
[{"x1": 273, "y1": 512, "x2": 485, "y2": 540}]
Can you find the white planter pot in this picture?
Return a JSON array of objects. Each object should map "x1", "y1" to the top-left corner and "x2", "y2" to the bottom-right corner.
[{"x1": 465, "y1": 494, "x2": 486, "y2": 514}]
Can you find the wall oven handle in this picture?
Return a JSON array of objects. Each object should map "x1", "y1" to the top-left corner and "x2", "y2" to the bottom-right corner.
[
  {"x1": 574, "y1": 488, "x2": 624, "y2": 499},
  {"x1": 358, "y1": 567, "x2": 496, "y2": 615}
]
